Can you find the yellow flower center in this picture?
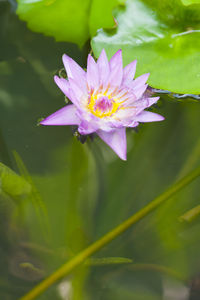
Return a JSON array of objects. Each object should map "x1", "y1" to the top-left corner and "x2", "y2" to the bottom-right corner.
[{"x1": 88, "y1": 93, "x2": 121, "y2": 118}]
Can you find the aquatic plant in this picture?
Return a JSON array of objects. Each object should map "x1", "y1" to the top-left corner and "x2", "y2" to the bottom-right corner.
[{"x1": 41, "y1": 49, "x2": 164, "y2": 160}]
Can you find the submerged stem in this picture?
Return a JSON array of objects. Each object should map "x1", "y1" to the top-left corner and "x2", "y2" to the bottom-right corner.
[{"x1": 21, "y1": 165, "x2": 200, "y2": 300}]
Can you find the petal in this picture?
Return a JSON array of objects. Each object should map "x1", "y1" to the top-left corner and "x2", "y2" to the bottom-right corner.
[
  {"x1": 68, "y1": 77, "x2": 87, "y2": 106},
  {"x1": 130, "y1": 73, "x2": 150, "y2": 89},
  {"x1": 128, "y1": 121, "x2": 139, "y2": 128},
  {"x1": 62, "y1": 54, "x2": 87, "y2": 93},
  {"x1": 131, "y1": 96, "x2": 159, "y2": 112},
  {"x1": 78, "y1": 120, "x2": 99, "y2": 135},
  {"x1": 134, "y1": 84, "x2": 148, "y2": 99},
  {"x1": 122, "y1": 60, "x2": 137, "y2": 85},
  {"x1": 135, "y1": 111, "x2": 165, "y2": 123},
  {"x1": 97, "y1": 49, "x2": 110, "y2": 86},
  {"x1": 146, "y1": 96, "x2": 160, "y2": 107},
  {"x1": 97, "y1": 127, "x2": 127, "y2": 160},
  {"x1": 108, "y1": 49, "x2": 123, "y2": 87},
  {"x1": 109, "y1": 49, "x2": 122, "y2": 70},
  {"x1": 87, "y1": 54, "x2": 99, "y2": 89},
  {"x1": 54, "y1": 76, "x2": 70, "y2": 98},
  {"x1": 62, "y1": 54, "x2": 85, "y2": 79},
  {"x1": 40, "y1": 104, "x2": 80, "y2": 126}
]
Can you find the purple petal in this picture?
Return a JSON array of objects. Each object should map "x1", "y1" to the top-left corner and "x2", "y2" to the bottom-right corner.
[
  {"x1": 146, "y1": 97, "x2": 160, "y2": 107},
  {"x1": 62, "y1": 54, "x2": 87, "y2": 93},
  {"x1": 135, "y1": 111, "x2": 165, "y2": 122},
  {"x1": 68, "y1": 77, "x2": 87, "y2": 106},
  {"x1": 134, "y1": 84, "x2": 148, "y2": 99},
  {"x1": 97, "y1": 49, "x2": 110, "y2": 86},
  {"x1": 128, "y1": 121, "x2": 139, "y2": 128},
  {"x1": 132, "y1": 97, "x2": 160, "y2": 113},
  {"x1": 97, "y1": 128, "x2": 127, "y2": 160},
  {"x1": 78, "y1": 120, "x2": 98, "y2": 135},
  {"x1": 122, "y1": 60, "x2": 137, "y2": 85},
  {"x1": 54, "y1": 76, "x2": 70, "y2": 98},
  {"x1": 87, "y1": 54, "x2": 99, "y2": 89},
  {"x1": 108, "y1": 49, "x2": 123, "y2": 87},
  {"x1": 109, "y1": 50, "x2": 122, "y2": 70},
  {"x1": 130, "y1": 73, "x2": 150, "y2": 89},
  {"x1": 40, "y1": 104, "x2": 80, "y2": 126}
]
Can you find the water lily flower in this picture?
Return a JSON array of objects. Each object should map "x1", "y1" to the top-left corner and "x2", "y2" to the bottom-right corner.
[{"x1": 40, "y1": 49, "x2": 164, "y2": 160}]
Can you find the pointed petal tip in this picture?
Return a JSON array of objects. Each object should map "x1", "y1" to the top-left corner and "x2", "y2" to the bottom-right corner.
[
  {"x1": 40, "y1": 119, "x2": 45, "y2": 125},
  {"x1": 109, "y1": 49, "x2": 123, "y2": 86},
  {"x1": 136, "y1": 111, "x2": 165, "y2": 123},
  {"x1": 97, "y1": 128, "x2": 127, "y2": 161},
  {"x1": 110, "y1": 49, "x2": 123, "y2": 67},
  {"x1": 151, "y1": 112, "x2": 165, "y2": 121},
  {"x1": 122, "y1": 59, "x2": 138, "y2": 84},
  {"x1": 54, "y1": 75, "x2": 60, "y2": 83},
  {"x1": 97, "y1": 48, "x2": 110, "y2": 85},
  {"x1": 87, "y1": 53, "x2": 92, "y2": 60},
  {"x1": 111, "y1": 49, "x2": 122, "y2": 60},
  {"x1": 159, "y1": 115, "x2": 165, "y2": 121},
  {"x1": 62, "y1": 53, "x2": 68, "y2": 66},
  {"x1": 62, "y1": 53, "x2": 68, "y2": 62},
  {"x1": 138, "y1": 72, "x2": 150, "y2": 82},
  {"x1": 146, "y1": 73, "x2": 150, "y2": 80},
  {"x1": 40, "y1": 117, "x2": 51, "y2": 126},
  {"x1": 115, "y1": 49, "x2": 122, "y2": 55},
  {"x1": 131, "y1": 59, "x2": 137, "y2": 68},
  {"x1": 98, "y1": 48, "x2": 108, "y2": 60},
  {"x1": 120, "y1": 153, "x2": 127, "y2": 161},
  {"x1": 39, "y1": 105, "x2": 80, "y2": 126},
  {"x1": 40, "y1": 119, "x2": 51, "y2": 126},
  {"x1": 145, "y1": 96, "x2": 160, "y2": 108},
  {"x1": 53, "y1": 75, "x2": 70, "y2": 97},
  {"x1": 87, "y1": 53, "x2": 96, "y2": 67},
  {"x1": 101, "y1": 48, "x2": 106, "y2": 54}
]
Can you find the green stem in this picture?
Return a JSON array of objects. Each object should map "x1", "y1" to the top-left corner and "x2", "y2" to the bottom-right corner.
[{"x1": 21, "y1": 165, "x2": 200, "y2": 300}]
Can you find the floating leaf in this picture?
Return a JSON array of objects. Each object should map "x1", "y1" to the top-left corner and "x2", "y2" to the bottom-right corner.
[
  {"x1": 181, "y1": 0, "x2": 200, "y2": 5},
  {"x1": 16, "y1": 0, "x2": 91, "y2": 47},
  {"x1": 89, "y1": 0, "x2": 125, "y2": 36},
  {"x1": 92, "y1": 0, "x2": 200, "y2": 94},
  {"x1": 16, "y1": 0, "x2": 124, "y2": 47}
]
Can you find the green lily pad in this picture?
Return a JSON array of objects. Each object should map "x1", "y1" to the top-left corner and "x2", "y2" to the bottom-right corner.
[
  {"x1": 91, "y1": 0, "x2": 200, "y2": 94},
  {"x1": 89, "y1": 0, "x2": 125, "y2": 36},
  {"x1": 181, "y1": 0, "x2": 200, "y2": 5},
  {"x1": 17, "y1": 0, "x2": 91, "y2": 47},
  {"x1": 16, "y1": 0, "x2": 124, "y2": 47}
]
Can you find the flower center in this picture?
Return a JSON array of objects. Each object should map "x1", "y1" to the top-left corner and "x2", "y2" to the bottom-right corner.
[
  {"x1": 88, "y1": 93, "x2": 120, "y2": 118},
  {"x1": 94, "y1": 96, "x2": 113, "y2": 113}
]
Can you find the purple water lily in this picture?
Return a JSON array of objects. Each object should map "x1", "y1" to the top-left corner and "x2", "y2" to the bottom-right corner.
[{"x1": 40, "y1": 49, "x2": 164, "y2": 160}]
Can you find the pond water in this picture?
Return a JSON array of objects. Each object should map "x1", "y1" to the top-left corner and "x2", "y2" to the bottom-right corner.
[{"x1": 1, "y1": 1, "x2": 200, "y2": 300}]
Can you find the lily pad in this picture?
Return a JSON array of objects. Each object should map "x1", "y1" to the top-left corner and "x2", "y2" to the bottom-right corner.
[
  {"x1": 16, "y1": 0, "x2": 124, "y2": 47},
  {"x1": 89, "y1": 0, "x2": 125, "y2": 36},
  {"x1": 181, "y1": 0, "x2": 200, "y2": 5},
  {"x1": 91, "y1": 0, "x2": 200, "y2": 94},
  {"x1": 17, "y1": 0, "x2": 91, "y2": 47}
]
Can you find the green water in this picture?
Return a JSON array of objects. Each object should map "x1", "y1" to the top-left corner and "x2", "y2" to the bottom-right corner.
[{"x1": 1, "y1": 1, "x2": 200, "y2": 300}]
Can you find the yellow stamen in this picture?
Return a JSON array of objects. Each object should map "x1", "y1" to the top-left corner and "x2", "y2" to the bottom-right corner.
[{"x1": 87, "y1": 92, "x2": 123, "y2": 119}]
